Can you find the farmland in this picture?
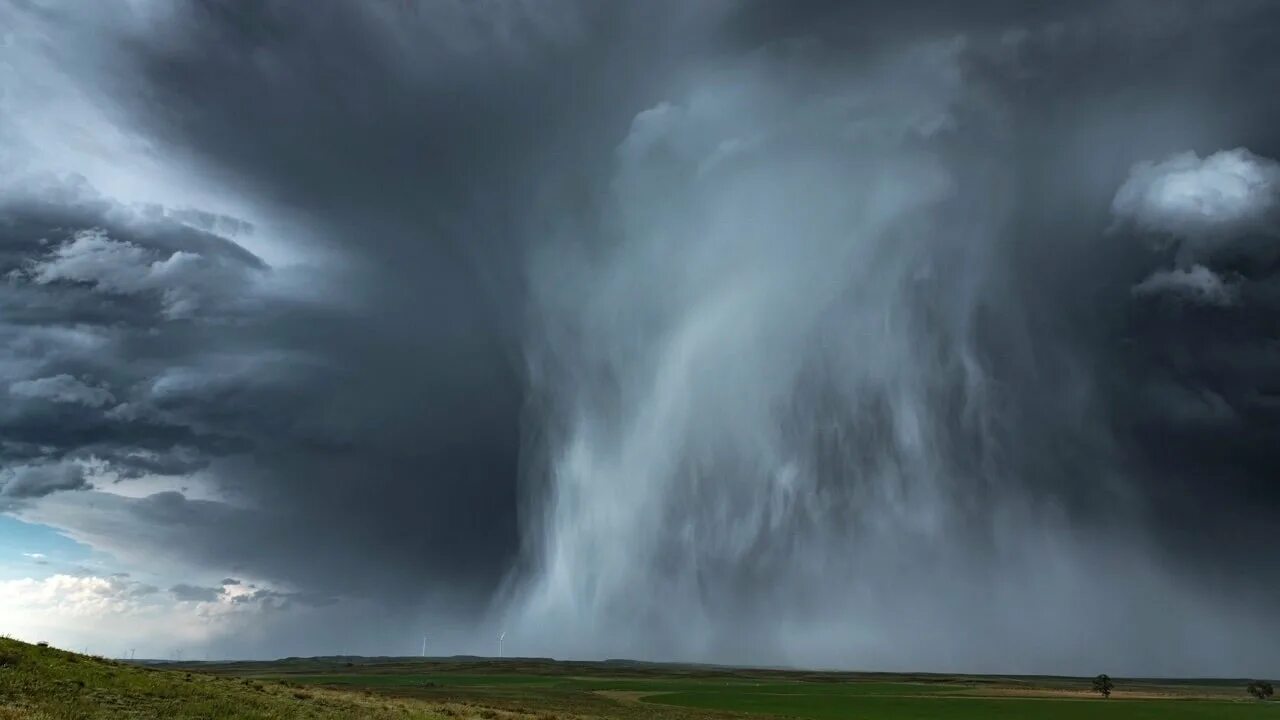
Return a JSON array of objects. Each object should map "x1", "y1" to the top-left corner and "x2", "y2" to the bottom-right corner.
[{"x1": 193, "y1": 653, "x2": 1273, "y2": 719}]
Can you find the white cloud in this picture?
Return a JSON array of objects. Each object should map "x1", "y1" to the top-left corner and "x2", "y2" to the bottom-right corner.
[
  {"x1": 1131, "y1": 264, "x2": 1238, "y2": 306},
  {"x1": 23, "y1": 229, "x2": 232, "y2": 319},
  {"x1": 0, "y1": 574, "x2": 157, "y2": 617},
  {"x1": 17, "y1": 228, "x2": 268, "y2": 320},
  {"x1": 9, "y1": 374, "x2": 115, "y2": 407},
  {"x1": 27, "y1": 229, "x2": 155, "y2": 293},
  {"x1": 1112, "y1": 148, "x2": 1280, "y2": 251},
  {"x1": 0, "y1": 572, "x2": 341, "y2": 658}
]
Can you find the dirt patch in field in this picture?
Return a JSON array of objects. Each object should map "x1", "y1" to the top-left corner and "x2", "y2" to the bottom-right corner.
[{"x1": 592, "y1": 690, "x2": 674, "y2": 703}]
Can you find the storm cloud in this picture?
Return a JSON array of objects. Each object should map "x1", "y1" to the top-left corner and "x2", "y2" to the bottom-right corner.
[
  {"x1": 1, "y1": 461, "x2": 89, "y2": 500},
  {"x1": 2, "y1": 0, "x2": 1279, "y2": 674}
]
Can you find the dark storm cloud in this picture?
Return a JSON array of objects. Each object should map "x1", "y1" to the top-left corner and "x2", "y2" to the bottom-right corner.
[
  {"x1": 1, "y1": 0, "x2": 724, "y2": 608},
  {"x1": 0, "y1": 184, "x2": 269, "y2": 480},
  {"x1": 1088, "y1": 145, "x2": 1280, "y2": 574},
  {"x1": 0, "y1": 167, "x2": 526, "y2": 615},
  {"x1": 3, "y1": 0, "x2": 1280, "y2": 673}
]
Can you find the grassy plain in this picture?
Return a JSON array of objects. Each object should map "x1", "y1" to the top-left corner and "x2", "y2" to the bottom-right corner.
[
  {"x1": 193, "y1": 653, "x2": 1274, "y2": 720},
  {"x1": 2, "y1": 636, "x2": 1275, "y2": 719}
]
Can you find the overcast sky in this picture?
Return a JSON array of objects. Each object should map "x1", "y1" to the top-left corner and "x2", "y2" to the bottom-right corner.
[{"x1": 1, "y1": 0, "x2": 1279, "y2": 675}]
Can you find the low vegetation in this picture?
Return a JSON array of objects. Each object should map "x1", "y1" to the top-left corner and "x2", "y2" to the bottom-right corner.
[{"x1": 1247, "y1": 680, "x2": 1274, "y2": 700}]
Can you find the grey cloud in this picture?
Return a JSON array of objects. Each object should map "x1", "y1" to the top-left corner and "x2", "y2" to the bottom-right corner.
[
  {"x1": 1140, "y1": 379, "x2": 1239, "y2": 428},
  {"x1": 1, "y1": 461, "x2": 89, "y2": 499},
  {"x1": 9, "y1": 374, "x2": 115, "y2": 407},
  {"x1": 111, "y1": 578, "x2": 161, "y2": 599},
  {"x1": 1131, "y1": 265, "x2": 1238, "y2": 306},
  {"x1": 92, "y1": 446, "x2": 210, "y2": 481},
  {"x1": 232, "y1": 588, "x2": 339, "y2": 611},
  {"x1": 169, "y1": 583, "x2": 223, "y2": 602}
]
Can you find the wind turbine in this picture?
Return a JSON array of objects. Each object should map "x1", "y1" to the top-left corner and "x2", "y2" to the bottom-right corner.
[
  {"x1": 421, "y1": 634, "x2": 427, "y2": 658},
  {"x1": 497, "y1": 631, "x2": 505, "y2": 659}
]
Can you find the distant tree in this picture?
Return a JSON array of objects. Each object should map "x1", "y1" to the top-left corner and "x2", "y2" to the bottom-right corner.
[
  {"x1": 1247, "y1": 681, "x2": 1274, "y2": 700},
  {"x1": 1092, "y1": 674, "x2": 1114, "y2": 698}
]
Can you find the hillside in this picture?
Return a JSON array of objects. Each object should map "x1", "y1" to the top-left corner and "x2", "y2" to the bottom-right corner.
[{"x1": 0, "y1": 637, "x2": 445, "y2": 720}]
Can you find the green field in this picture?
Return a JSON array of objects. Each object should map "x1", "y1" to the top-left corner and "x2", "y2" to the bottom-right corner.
[
  {"x1": 650, "y1": 688, "x2": 1271, "y2": 719},
  {"x1": 2, "y1": 636, "x2": 1275, "y2": 719},
  {"x1": 193, "y1": 653, "x2": 1276, "y2": 720}
]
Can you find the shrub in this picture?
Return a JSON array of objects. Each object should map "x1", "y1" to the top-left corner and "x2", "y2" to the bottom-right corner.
[{"x1": 1247, "y1": 681, "x2": 1274, "y2": 700}]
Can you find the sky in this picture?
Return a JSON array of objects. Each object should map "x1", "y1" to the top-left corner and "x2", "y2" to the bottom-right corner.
[{"x1": 1, "y1": 0, "x2": 1278, "y2": 675}]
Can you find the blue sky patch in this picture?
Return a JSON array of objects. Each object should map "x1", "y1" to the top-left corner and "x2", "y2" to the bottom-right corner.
[{"x1": 0, "y1": 514, "x2": 97, "y2": 581}]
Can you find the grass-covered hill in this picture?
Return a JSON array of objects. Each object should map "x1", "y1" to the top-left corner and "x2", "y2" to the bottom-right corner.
[{"x1": 0, "y1": 636, "x2": 446, "y2": 720}]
